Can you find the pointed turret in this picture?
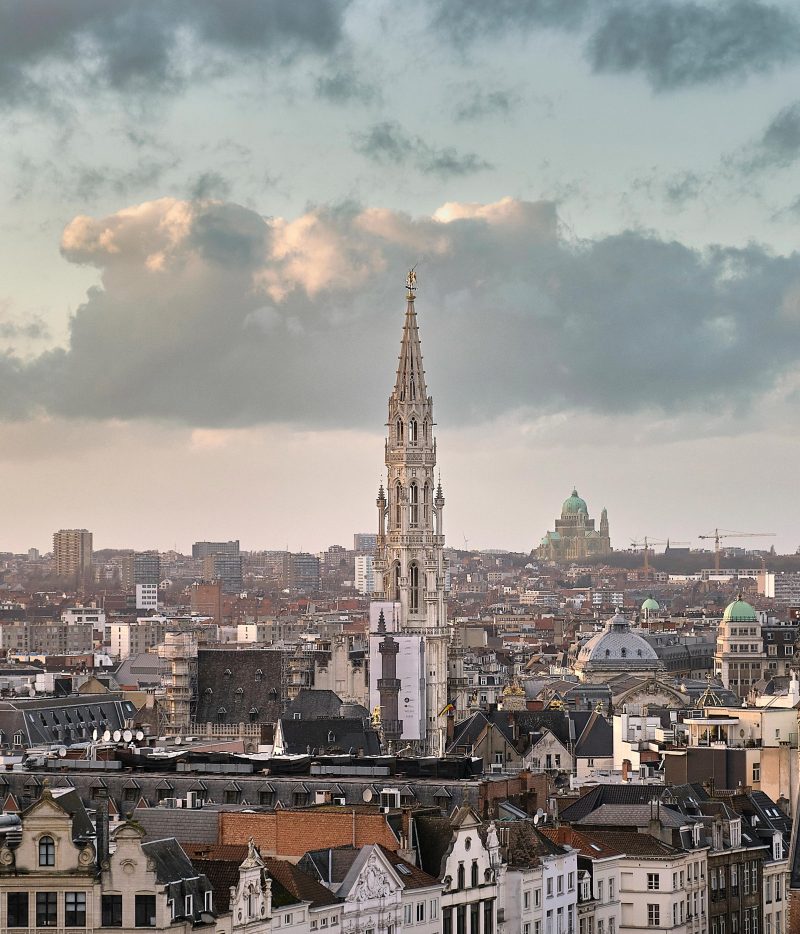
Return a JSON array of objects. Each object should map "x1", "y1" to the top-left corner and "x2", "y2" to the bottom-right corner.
[{"x1": 392, "y1": 271, "x2": 428, "y2": 405}]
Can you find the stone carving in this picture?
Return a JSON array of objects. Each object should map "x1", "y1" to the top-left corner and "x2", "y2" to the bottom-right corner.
[{"x1": 352, "y1": 853, "x2": 391, "y2": 901}]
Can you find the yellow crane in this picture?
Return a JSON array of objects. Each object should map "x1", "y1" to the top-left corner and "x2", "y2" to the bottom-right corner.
[
  {"x1": 630, "y1": 537, "x2": 668, "y2": 576},
  {"x1": 698, "y1": 529, "x2": 776, "y2": 573}
]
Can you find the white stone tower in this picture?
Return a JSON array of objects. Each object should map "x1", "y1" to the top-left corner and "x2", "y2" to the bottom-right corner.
[{"x1": 374, "y1": 271, "x2": 449, "y2": 756}]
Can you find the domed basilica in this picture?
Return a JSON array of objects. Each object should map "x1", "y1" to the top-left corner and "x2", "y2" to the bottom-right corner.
[{"x1": 537, "y1": 488, "x2": 611, "y2": 561}]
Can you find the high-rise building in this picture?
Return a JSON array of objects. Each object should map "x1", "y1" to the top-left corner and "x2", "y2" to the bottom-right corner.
[
  {"x1": 353, "y1": 533, "x2": 377, "y2": 553},
  {"x1": 372, "y1": 271, "x2": 449, "y2": 756},
  {"x1": 354, "y1": 555, "x2": 375, "y2": 595},
  {"x1": 120, "y1": 551, "x2": 161, "y2": 590},
  {"x1": 192, "y1": 540, "x2": 240, "y2": 559},
  {"x1": 202, "y1": 552, "x2": 243, "y2": 593},
  {"x1": 53, "y1": 529, "x2": 93, "y2": 580},
  {"x1": 288, "y1": 553, "x2": 321, "y2": 593}
]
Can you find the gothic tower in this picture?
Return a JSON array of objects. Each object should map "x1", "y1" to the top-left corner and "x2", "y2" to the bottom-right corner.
[{"x1": 374, "y1": 271, "x2": 449, "y2": 756}]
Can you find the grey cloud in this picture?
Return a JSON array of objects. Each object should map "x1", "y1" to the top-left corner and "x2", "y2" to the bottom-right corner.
[
  {"x1": 432, "y1": 0, "x2": 800, "y2": 91},
  {"x1": 453, "y1": 86, "x2": 521, "y2": 122},
  {"x1": 737, "y1": 101, "x2": 800, "y2": 174},
  {"x1": 588, "y1": 1, "x2": 800, "y2": 91},
  {"x1": 188, "y1": 171, "x2": 232, "y2": 201},
  {"x1": 353, "y1": 121, "x2": 492, "y2": 177},
  {"x1": 0, "y1": 0, "x2": 350, "y2": 106},
  {"x1": 315, "y1": 60, "x2": 381, "y2": 105},
  {"x1": 1, "y1": 197, "x2": 800, "y2": 433},
  {"x1": 433, "y1": 0, "x2": 591, "y2": 43}
]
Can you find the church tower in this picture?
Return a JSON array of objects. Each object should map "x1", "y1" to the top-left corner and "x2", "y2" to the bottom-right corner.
[{"x1": 373, "y1": 271, "x2": 449, "y2": 756}]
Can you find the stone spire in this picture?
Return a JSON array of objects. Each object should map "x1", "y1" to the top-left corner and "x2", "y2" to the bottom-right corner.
[{"x1": 392, "y1": 271, "x2": 428, "y2": 405}]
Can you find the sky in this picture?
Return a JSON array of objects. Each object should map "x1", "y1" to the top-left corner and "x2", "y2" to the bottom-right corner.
[{"x1": 1, "y1": 0, "x2": 800, "y2": 556}]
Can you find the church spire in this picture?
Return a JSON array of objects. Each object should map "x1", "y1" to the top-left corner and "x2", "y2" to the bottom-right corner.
[{"x1": 392, "y1": 269, "x2": 427, "y2": 404}]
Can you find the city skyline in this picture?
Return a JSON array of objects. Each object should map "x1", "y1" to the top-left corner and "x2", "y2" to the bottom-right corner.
[{"x1": 1, "y1": 2, "x2": 799, "y2": 554}]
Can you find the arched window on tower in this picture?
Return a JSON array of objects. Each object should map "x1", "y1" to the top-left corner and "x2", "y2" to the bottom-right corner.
[
  {"x1": 423, "y1": 419, "x2": 429, "y2": 442},
  {"x1": 393, "y1": 563, "x2": 401, "y2": 602},
  {"x1": 423, "y1": 482, "x2": 431, "y2": 525},
  {"x1": 410, "y1": 563, "x2": 420, "y2": 613},
  {"x1": 409, "y1": 418, "x2": 418, "y2": 445},
  {"x1": 409, "y1": 482, "x2": 419, "y2": 527},
  {"x1": 396, "y1": 418, "x2": 404, "y2": 444},
  {"x1": 394, "y1": 482, "x2": 402, "y2": 529}
]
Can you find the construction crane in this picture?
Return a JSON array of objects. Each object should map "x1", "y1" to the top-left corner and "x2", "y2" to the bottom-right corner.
[
  {"x1": 630, "y1": 537, "x2": 667, "y2": 576},
  {"x1": 698, "y1": 529, "x2": 776, "y2": 573}
]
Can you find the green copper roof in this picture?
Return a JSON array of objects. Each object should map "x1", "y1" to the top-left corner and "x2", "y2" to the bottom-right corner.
[
  {"x1": 722, "y1": 598, "x2": 757, "y2": 623},
  {"x1": 562, "y1": 488, "x2": 588, "y2": 516},
  {"x1": 641, "y1": 597, "x2": 660, "y2": 611}
]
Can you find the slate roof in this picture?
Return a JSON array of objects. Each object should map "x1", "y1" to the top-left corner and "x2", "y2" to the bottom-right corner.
[
  {"x1": 287, "y1": 689, "x2": 344, "y2": 720},
  {"x1": 576, "y1": 804, "x2": 689, "y2": 830},
  {"x1": 190, "y1": 858, "x2": 239, "y2": 912},
  {"x1": 278, "y1": 717, "x2": 380, "y2": 756},
  {"x1": 114, "y1": 652, "x2": 169, "y2": 689},
  {"x1": 134, "y1": 806, "x2": 220, "y2": 844},
  {"x1": 559, "y1": 783, "x2": 664, "y2": 823},
  {"x1": 414, "y1": 811, "x2": 455, "y2": 879},
  {"x1": 574, "y1": 712, "x2": 613, "y2": 758},
  {"x1": 142, "y1": 837, "x2": 214, "y2": 923},
  {"x1": 0, "y1": 694, "x2": 137, "y2": 746}
]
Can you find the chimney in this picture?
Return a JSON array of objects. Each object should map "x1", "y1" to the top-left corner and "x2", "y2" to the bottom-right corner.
[{"x1": 95, "y1": 786, "x2": 110, "y2": 870}]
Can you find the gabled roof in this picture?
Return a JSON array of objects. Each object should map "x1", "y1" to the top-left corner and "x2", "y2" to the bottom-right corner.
[
  {"x1": 577, "y1": 829, "x2": 682, "y2": 858},
  {"x1": 576, "y1": 804, "x2": 688, "y2": 830},
  {"x1": 559, "y1": 783, "x2": 664, "y2": 823},
  {"x1": 287, "y1": 689, "x2": 345, "y2": 720},
  {"x1": 501, "y1": 820, "x2": 567, "y2": 868},
  {"x1": 574, "y1": 712, "x2": 613, "y2": 758},
  {"x1": 541, "y1": 825, "x2": 623, "y2": 859}
]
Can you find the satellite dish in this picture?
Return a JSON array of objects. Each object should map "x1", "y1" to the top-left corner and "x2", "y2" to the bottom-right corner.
[
  {"x1": 135, "y1": 730, "x2": 144, "y2": 741},
  {"x1": 122, "y1": 730, "x2": 132, "y2": 742},
  {"x1": 92, "y1": 729, "x2": 98, "y2": 742},
  {"x1": 536, "y1": 808, "x2": 545, "y2": 819},
  {"x1": 57, "y1": 746, "x2": 67, "y2": 758},
  {"x1": 533, "y1": 814, "x2": 540, "y2": 825},
  {"x1": 102, "y1": 730, "x2": 111, "y2": 742},
  {"x1": 112, "y1": 730, "x2": 122, "y2": 742},
  {"x1": 174, "y1": 736, "x2": 182, "y2": 745},
  {"x1": 362, "y1": 788, "x2": 373, "y2": 803}
]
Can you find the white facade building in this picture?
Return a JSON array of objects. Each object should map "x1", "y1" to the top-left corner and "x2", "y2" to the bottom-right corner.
[{"x1": 355, "y1": 555, "x2": 376, "y2": 595}]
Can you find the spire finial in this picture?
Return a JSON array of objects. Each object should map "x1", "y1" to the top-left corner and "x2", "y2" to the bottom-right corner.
[{"x1": 406, "y1": 266, "x2": 417, "y2": 297}]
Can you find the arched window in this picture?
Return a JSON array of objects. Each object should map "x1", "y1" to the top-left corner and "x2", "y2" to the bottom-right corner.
[
  {"x1": 396, "y1": 418, "x2": 404, "y2": 444},
  {"x1": 255, "y1": 669, "x2": 263, "y2": 682},
  {"x1": 457, "y1": 863, "x2": 466, "y2": 890},
  {"x1": 621, "y1": 648, "x2": 627, "y2": 659},
  {"x1": 471, "y1": 860, "x2": 479, "y2": 888},
  {"x1": 409, "y1": 418, "x2": 418, "y2": 444},
  {"x1": 409, "y1": 482, "x2": 419, "y2": 527},
  {"x1": 410, "y1": 563, "x2": 420, "y2": 613},
  {"x1": 423, "y1": 482, "x2": 431, "y2": 524},
  {"x1": 249, "y1": 707, "x2": 259, "y2": 722},
  {"x1": 217, "y1": 707, "x2": 227, "y2": 723},
  {"x1": 395, "y1": 482, "x2": 402, "y2": 529},
  {"x1": 423, "y1": 419, "x2": 429, "y2": 441},
  {"x1": 393, "y1": 563, "x2": 401, "y2": 603},
  {"x1": 39, "y1": 835, "x2": 55, "y2": 866}
]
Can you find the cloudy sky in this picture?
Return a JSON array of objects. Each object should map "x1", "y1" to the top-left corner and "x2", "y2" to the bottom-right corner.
[{"x1": 2, "y1": 0, "x2": 800, "y2": 556}]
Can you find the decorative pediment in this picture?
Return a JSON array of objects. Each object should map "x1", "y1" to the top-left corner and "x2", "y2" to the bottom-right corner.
[{"x1": 352, "y1": 853, "x2": 395, "y2": 901}]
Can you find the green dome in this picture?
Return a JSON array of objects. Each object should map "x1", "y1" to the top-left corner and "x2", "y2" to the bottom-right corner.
[
  {"x1": 562, "y1": 488, "x2": 588, "y2": 516},
  {"x1": 722, "y1": 598, "x2": 757, "y2": 623},
  {"x1": 641, "y1": 598, "x2": 660, "y2": 612}
]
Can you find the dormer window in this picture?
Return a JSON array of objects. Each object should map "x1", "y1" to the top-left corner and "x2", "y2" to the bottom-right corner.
[
  {"x1": 185, "y1": 895, "x2": 193, "y2": 917},
  {"x1": 205, "y1": 891, "x2": 213, "y2": 912},
  {"x1": 730, "y1": 819, "x2": 741, "y2": 848},
  {"x1": 38, "y1": 835, "x2": 55, "y2": 866},
  {"x1": 255, "y1": 669, "x2": 263, "y2": 682}
]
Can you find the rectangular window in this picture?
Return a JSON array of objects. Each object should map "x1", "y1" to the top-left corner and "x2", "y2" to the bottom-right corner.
[
  {"x1": 647, "y1": 873, "x2": 660, "y2": 891},
  {"x1": 430, "y1": 901, "x2": 439, "y2": 920},
  {"x1": 417, "y1": 902, "x2": 426, "y2": 922},
  {"x1": 752, "y1": 864, "x2": 758, "y2": 891},
  {"x1": 36, "y1": 891, "x2": 58, "y2": 927},
  {"x1": 776, "y1": 876, "x2": 782, "y2": 901},
  {"x1": 443, "y1": 908, "x2": 453, "y2": 934},
  {"x1": 185, "y1": 895, "x2": 193, "y2": 917},
  {"x1": 547, "y1": 878, "x2": 554, "y2": 897},
  {"x1": 405, "y1": 905, "x2": 413, "y2": 925},
  {"x1": 569, "y1": 872, "x2": 576, "y2": 891},
  {"x1": 597, "y1": 881, "x2": 604, "y2": 901},
  {"x1": 484, "y1": 900, "x2": 494, "y2": 934},
  {"x1": 471, "y1": 903, "x2": 480, "y2": 934},
  {"x1": 535, "y1": 889, "x2": 542, "y2": 908},
  {"x1": 609, "y1": 879, "x2": 615, "y2": 901},
  {"x1": 66, "y1": 892, "x2": 87, "y2": 927},
  {"x1": 7, "y1": 893, "x2": 28, "y2": 928},
  {"x1": 135, "y1": 894, "x2": 157, "y2": 928},
  {"x1": 766, "y1": 878, "x2": 773, "y2": 903},
  {"x1": 558, "y1": 876, "x2": 564, "y2": 895},
  {"x1": 648, "y1": 904, "x2": 660, "y2": 927},
  {"x1": 525, "y1": 891, "x2": 531, "y2": 909},
  {"x1": 102, "y1": 894, "x2": 123, "y2": 927}
]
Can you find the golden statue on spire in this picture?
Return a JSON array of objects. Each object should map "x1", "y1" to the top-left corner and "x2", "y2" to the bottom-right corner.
[{"x1": 406, "y1": 267, "x2": 417, "y2": 293}]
